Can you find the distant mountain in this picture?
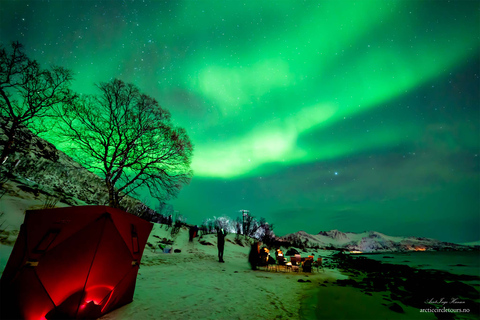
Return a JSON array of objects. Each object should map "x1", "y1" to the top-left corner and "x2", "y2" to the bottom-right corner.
[
  {"x1": 461, "y1": 241, "x2": 480, "y2": 247},
  {"x1": 280, "y1": 230, "x2": 471, "y2": 252}
]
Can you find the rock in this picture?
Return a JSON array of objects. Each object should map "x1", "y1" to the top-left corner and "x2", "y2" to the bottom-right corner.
[
  {"x1": 336, "y1": 279, "x2": 357, "y2": 286},
  {"x1": 433, "y1": 310, "x2": 455, "y2": 320},
  {"x1": 400, "y1": 295, "x2": 424, "y2": 309},
  {"x1": 371, "y1": 277, "x2": 388, "y2": 291},
  {"x1": 461, "y1": 299, "x2": 480, "y2": 316},
  {"x1": 298, "y1": 279, "x2": 311, "y2": 283},
  {"x1": 388, "y1": 302, "x2": 404, "y2": 313},
  {"x1": 445, "y1": 281, "x2": 478, "y2": 299},
  {"x1": 404, "y1": 275, "x2": 448, "y2": 297},
  {"x1": 390, "y1": 293, "x2": 400, "y2": 301},
  {"x1": 174, "y1": 249, "x2": 181, "y2": 253}
]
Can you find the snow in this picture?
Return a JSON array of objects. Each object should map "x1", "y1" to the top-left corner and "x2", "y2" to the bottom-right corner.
[
  {"x1": 0, "y1": 179, "x2": 453, "y2": 319},
  {"x1": 1, "y1": 216, "x2": 433, "y2": 320},
  {"x1": 0, "y1": 179, "x2": 74, "y2": 234},
  {"x1": 462, "y1": 241, "x2": 480, "y2": 247},
  {"x1": 100, "y1": 227, "x2": 337, "y2": 319},
  {"x1": 98, "y1": 225, "x2": 426, "y2": 320},
  {"x1": 282, "y1": 229, "x2": 471, "y2": 252}
]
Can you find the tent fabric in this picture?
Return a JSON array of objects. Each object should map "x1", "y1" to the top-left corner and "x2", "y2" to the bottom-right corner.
[{"x1": 0, "y1": 206, "x2": 153, "y2": 320}]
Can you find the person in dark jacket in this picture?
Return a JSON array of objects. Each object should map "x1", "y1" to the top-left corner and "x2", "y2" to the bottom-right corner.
[
  {"x1": 217, "y1": 228, "x2": 227, "y2": 262},
  {"x1": 302, "y1": 258, "x2": 313, "y2": 273},
  {"x1": 248, "y1": 241, "x2": 261, "y2": 270}
]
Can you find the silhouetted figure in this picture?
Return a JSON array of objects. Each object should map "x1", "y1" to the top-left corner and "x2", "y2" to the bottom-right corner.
[
  {"x1": 248, "y1": 242, "x2": 261, "y2": 270},
  {"x1": 166, "y1": 215, "x2": 173, "y2": 230},
  {"x1": 217, "y1": 228, "x2": 227, "y2": 262},
  {"x1": 193, "y1": 225, "x2": 198, "y2": 238},
  {"x1": 189, "y1": 226, "x2": 195, "y2": 242},
  {"x1": 302, "y1": 259, "x2": 312, "y2": 273}
]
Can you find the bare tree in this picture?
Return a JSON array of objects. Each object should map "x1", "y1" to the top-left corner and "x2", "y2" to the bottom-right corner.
[
  {"x1": 54, "y1": 79, "x2": 193, "y2": 208},
  {"x1": 258, "y1": 217, "x2": 275, "y2": 245},
  {"x1": 0, "y1": 41, "x2": 75, "y2": 164},
  {"x1": 244, "y1": 214, "x2": 260, "y2": 238}
]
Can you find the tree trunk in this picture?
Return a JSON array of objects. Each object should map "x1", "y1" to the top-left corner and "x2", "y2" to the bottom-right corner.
[{"x1": 106, "y1": 178, "x2": 118, "y2": 208}]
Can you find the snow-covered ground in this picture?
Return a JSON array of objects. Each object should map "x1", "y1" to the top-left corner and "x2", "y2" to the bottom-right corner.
[
  {"x1": 0, "y1": 209, "x2": 435, "y2": 320},
  {"x1": 0, "y1": 177, "x2": 438, "y2": 319},
  {"x1": 95, "y1": 226, "x2": 434, "y2": 320},
  {"x1": 96, "y1": 225, "x2": 340, "y2": 320}
]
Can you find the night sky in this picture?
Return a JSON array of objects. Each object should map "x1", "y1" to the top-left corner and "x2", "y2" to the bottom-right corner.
[{"x1": 1, "y1": 1, "x2": 479, "y2": 242}]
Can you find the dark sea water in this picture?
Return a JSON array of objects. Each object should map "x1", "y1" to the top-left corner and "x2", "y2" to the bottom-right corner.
[
  {"x1": 299, "y1": 251, "x2": 480, "y2": 320},
  {"x1": 356, "y1": 251, "x2": 480, "y2": 279}
]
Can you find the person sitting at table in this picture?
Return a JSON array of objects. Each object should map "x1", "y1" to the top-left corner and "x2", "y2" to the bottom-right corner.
[
  {"x1": 259, "y1": 246, "x2": 269, "y2": 266},
  {"x1": 302, "y1": 258, "x2": 313, "y2": 273},
  {"x1": 267, "y1": 254, "x2": 276, "y2": 265}
]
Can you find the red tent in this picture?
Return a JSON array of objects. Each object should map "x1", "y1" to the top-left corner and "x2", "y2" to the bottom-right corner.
[{"x1": 0, "y1": 206, "x2": 153, "y2": 320}]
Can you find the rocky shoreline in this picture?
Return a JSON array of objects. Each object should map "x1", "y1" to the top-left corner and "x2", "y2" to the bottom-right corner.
[{"x1": 329, "y1": 253, "x2": 480, "y2": 319}]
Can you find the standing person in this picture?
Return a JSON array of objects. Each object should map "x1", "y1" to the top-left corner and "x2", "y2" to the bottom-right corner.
[
  {"x1": 189, "y1": 225, "x2": 195, "y2": 242},
  {"x1": 193, "y1": 225, "x2": 198, "y2": 238},
  {"x1": 217, "y1": 228, "x2": 227, "y2": 263},
  {"x1": 166, "y1": 215, "x2": 173, "y2": 230},
  {"x1": 248, "y1": 241, "x2": 261, "y2": 270}
]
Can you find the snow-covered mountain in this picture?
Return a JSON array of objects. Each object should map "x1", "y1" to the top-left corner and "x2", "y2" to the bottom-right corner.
[
  {"x1": 0, "y1": 126, "x2": 151, "y2": 232},
  {"x1": 281, "y1": 230, "x2": 471, "y2": 252}
]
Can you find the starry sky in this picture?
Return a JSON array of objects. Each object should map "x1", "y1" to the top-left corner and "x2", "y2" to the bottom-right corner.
[{"x1": 1, "y1": 0, "x2": 479, "y2": 242}]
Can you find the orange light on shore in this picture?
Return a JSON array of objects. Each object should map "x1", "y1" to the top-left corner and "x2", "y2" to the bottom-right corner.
[
  {"x1": 407, "y1": 246, "x2": 426, "y2": 251},
  {"x1": 349, "y1": 251, "x2": 362, "y2": 254}
]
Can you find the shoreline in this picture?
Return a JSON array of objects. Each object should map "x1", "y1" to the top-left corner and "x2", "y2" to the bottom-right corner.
[{"x1": 298, "y1": 254, "x2": 480, "y2": 320}]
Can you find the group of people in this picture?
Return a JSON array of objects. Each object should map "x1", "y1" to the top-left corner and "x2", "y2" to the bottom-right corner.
[
  {"x1": 248, "y1": 243, "x2": 323, "y2": 272},
  {"x1": 215, "y1": 231, "x2": 322, "y2": 272},
  {"x1": 248, "y1": 242, "x2": 279, "y2": 270}
]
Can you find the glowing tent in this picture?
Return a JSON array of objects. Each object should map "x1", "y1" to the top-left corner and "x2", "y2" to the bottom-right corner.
[{"x1": 0, "y1": 206, "x2": 153, "y2": 320}]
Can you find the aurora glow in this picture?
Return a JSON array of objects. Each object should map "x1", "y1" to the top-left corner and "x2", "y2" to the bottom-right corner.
[{"x1": 1, "y1": 0, "x2": 478, "y2": 242}]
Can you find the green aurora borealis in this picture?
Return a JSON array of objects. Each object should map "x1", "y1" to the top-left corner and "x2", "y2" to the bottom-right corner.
[{"x1": 1, "y1": 0, "x2": 479, "y2": 242}]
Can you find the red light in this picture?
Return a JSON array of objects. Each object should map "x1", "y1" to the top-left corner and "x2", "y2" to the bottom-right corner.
[
  {"x1": 101, "y1": 290, "x2": 115, "y2": 313},
  {"x1": 83, "y1": 285, "x2": 114, "y2": 305}
]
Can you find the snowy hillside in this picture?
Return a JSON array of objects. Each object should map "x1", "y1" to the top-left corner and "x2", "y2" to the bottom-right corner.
[
  {"x1": 281, "y1": 230, "x2": 471, "y2": 253},
  {"x1": 0, "y1": 126, "x2": 148, "y2": 218}
]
